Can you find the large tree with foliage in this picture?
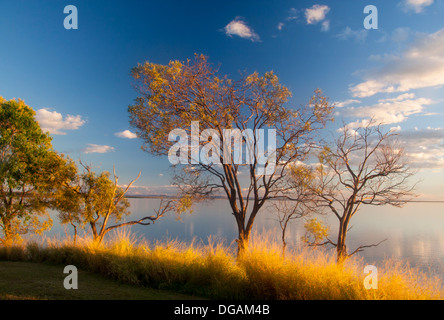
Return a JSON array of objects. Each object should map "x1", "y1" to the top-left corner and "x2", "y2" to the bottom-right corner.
[
  {"x1": 0, "y1": 97, "x2": 76, "y2": 244},
  {"x1": 128, "y1": 54, "x2": 334, "y2": 254}
]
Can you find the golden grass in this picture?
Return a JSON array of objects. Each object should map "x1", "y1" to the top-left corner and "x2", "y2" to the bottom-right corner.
[{"x1": 0, "y1": 229, "x2": 441, "y2": 300}]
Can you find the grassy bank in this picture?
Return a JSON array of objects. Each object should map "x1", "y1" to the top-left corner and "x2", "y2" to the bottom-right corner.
[
  {"x1": 0, "y1": 261, "x2": 200, "y2": 300},
  {"x1": 0, "y1": 231, "x2": 441, "y2": 300}
]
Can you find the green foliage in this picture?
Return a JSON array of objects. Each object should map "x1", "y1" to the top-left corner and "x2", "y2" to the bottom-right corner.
[
  {"x1": 0, "y1": 97, "x2": 76, "y2": 244},
  {"x1": 56, "y1": 164, "x2": 131, "y2": 242},
  {"x1": 80, "y1": 169, "x2": 130, "y2": 225}
]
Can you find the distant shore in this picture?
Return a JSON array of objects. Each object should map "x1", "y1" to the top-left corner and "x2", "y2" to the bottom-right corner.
[{"x1": 125, "y1": 195, "x2": 444, "y2": 202}]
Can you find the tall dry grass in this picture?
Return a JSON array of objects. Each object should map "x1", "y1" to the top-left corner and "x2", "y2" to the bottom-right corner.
[{"x1": 0, "y1": 229, "x2": 441, "y2": 300}]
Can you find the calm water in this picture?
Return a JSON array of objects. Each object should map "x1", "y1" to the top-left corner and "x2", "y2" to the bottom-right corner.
[{"x1": 46, "y1": 199, "x2": 444, "y2": 279}]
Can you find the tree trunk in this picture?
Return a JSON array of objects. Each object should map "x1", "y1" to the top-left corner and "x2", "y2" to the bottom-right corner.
[
  {"x1": 236, "y1": 225, "x2": 250, "y2": 257},
  {"x1": 234, "y1": 209, "x2": 252, "y2": 257},
  {"x1": 71, "y1": 222, "x2": 77, "y2": 245},
  {"x1": 90, "y1": 221, "x2": 98, "y2": 242},
  {"x1": 97, "y1": 234, "x2": 104, "y2": 245},
  {"x1": 1, "y1": 198, "x2": 14, "y2": 245},
  {"x1": 1, "y1": 211, "x2": 13, "y2": 245},
  {"x1": 3, "y1": 220, "x2": 12, "y2": 245},
  {"x1": 281, "y1": 226, "x2": 287, "y2": 258},
  {"x1": 96, "y1": 228, "x2": 109, "y2": 245},
  {"x1": 235, "y1": 206, "x2": 262, "y2": 257},
  {"x1": 336, "y1": 219, "x2": 348, "y2": 263}
]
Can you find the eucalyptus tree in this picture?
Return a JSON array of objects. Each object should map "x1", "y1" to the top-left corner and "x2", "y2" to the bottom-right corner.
[
  {"x1": 57, "y1": 162, "x2": 188, "y2": 244},
  {"x1": 128, "y1": 54, "x2": 334, "y2": 254},
  {"x1": 0, "y1": 97, "x2": 76, "y2": 244}
]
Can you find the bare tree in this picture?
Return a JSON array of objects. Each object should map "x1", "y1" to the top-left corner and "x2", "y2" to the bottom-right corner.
[
  {"x1": 128, "y1": 54, "x2": 334, "y2": 255},
  {"x1": 308, "y1": 121, "x2": 416, "y2": 263},
  {"x1": 271, "y1": 164, "x2": 319, "y2": 256}
]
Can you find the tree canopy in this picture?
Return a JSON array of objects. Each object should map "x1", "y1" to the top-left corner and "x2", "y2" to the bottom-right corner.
[
  {"x1": 57, "y1": 162, "x2": 189, "y2": 244},
  {"x1": 0, "y1": 97, "x2": 76, "y2": 244},
  {"x1": 128, "y1": 54, "x2": 334, "y2": 253}
]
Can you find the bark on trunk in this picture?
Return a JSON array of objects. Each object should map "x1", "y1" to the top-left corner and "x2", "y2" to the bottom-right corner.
[
  {"x1": 236, "y1": 227, "x2": 250, "y2": 257},
  {"x1": 336, "y1": 219, "x2": 348, "y2": 263},
  {"x1": 90, "y1": 222, "x2": 98, "y2": 242}
]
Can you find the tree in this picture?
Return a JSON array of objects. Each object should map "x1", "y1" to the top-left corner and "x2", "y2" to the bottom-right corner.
[
  {"x1": 128, "y1": 54, "x2": 334, "y2": 254},
  {"x1": 55, "y1": 178, "x2": 82, "y2": 243},
  {"x1": 0, "y1": 97, "x2": 76, "y2": 244},
  {"x1": 271, "y1": 164, "x2": 318, "y2": 256},
  {"x1": 57, "y1": 162, "x2": 188, "y2": 244},
  {"x1": 302, "y1": 218, "x2": 330, "y2": 247},
  {"x1": 309, "y1": 121, "x2": 416, "y2": 263}
]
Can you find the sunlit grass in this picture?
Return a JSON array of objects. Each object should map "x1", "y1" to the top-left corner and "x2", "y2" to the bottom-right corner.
[{"x1": 0, "y1": 230, "x2": 441, "y2": 300}]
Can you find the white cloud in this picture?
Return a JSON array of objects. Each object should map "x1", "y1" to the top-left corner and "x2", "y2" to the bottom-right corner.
[
  {"x1": 83, "y1": 144, "x2": 115, "y2": 154},
  {"x1": 377, "y1": 28, "x2": 411, "y2": 44},
  {"x1": 287, "y1": 8, "x2": 299, "y2": 21},
  {"x1": 390, "y1": 125, "x2": 402, "y2": 132},
  {"x1": 335, "y1": 125, "x2": 444, "y2": 170},
  {"x1": 350, "y1": 28, "x2": 444, "y2": 98},
  {"x1": 401, "y1": 126, "x2": 444, "y2": 145},
  {"x1": 35, "y1": 108, "x2": 85, "y2": 135},
  {"x1": 276, "y1": 8, "x2": 301, "y2": 31},
  {"x1": 224, "y1": 17, "x2": 260, "y2": 42},
  {"x1": 397, "y1": 127, "x2": 444, "y2": 169},
  {"x1": 334, "y1": 99, "x2": 361, "y2": 108},
  {"x1": 368, "y1": 53, "x2": 399, "y2": 62},
  {"x1": 336, "y1": 27, "x2": 368, "y2": 42},
  {"x1": 350, "y1": 80, "x2": 392, "y2": 98},
  {"x1": 321, "y1": 20, "x2": 330, "y2": 32},
  {"x1": 392, "y1": 27, "x2": 411, "y2": 42},
  {"x1": 344, "y1": 95, "x2": 434, "y2": 128},
  {"x1": 401, "y1": 0, "x2": 434, "y2": 13},
  {"x1": 378, "y1": 93, "x2": 416, "y2": 103},
  {"x1": 305, "y1": 4, "x2": 330, "y2": 24},
  {"x1": 115, "y1": 130, "x2": 137, "y2": 139}
]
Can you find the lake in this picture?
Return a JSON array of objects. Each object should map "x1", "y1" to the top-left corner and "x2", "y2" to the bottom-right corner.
[{"x1": 46, "y1": 199, "x2": 444, "y2": 279}]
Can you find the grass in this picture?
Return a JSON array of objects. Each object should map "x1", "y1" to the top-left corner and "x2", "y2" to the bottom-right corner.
[
  {"x1": 0, "y1": 261, "x2": 200, "y2": 300},
  {"x1": 0, "y1": 230, "x2": 442, "y2": 300}
]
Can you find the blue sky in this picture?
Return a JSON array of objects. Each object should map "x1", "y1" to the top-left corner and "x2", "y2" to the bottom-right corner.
[{"x1": 1, "y1": 0, "x2": 444, "y2": 198}]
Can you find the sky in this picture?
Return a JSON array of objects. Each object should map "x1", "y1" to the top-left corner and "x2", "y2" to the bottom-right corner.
[{"x1": 1, "y1": 0, "x2": 444, "y2": 199}]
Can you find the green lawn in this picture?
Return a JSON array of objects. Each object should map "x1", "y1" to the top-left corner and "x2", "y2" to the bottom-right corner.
[{"x1": 0, "y1": 261, "x2": 202, "y2": 300}]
